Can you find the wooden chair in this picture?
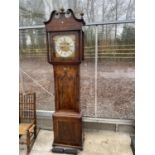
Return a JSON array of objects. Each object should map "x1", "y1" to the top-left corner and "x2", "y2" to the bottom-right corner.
[{"x1": 19, "y1": 93, "x2": 37, "y2": 153}]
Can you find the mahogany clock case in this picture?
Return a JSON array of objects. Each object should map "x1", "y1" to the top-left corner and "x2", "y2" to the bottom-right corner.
[{"x1": 44, "y1": 9, "x2": 85, "y2": 150}]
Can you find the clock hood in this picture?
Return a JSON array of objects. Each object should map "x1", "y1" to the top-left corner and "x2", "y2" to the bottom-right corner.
[{"x1": 44, "y1": 8, "x2": 85, "y2": 32}]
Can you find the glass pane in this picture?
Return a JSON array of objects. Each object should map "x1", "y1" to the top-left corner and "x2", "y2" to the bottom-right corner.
[
  {"x1": 19, "y1": 0, "x2": 135, "y2": 119},
  {"x1": 19, "y1": 29, "x2": 55, "y2": 111},
  {"x1": 19, "y1": 0, "x2": 135, "y2": 26},
  {"x1": 97, "y1": 23, "x2": 135, "y2": 119},
  {"x1": 80, "y1": 26, "x2": 95, "y2": 117}
]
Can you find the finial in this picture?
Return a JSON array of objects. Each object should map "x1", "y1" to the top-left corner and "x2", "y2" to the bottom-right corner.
[
  {"x1": 60, "y1": 7, "x2": 65, "y2": 13},
  {"x1": 80, "y1": 12, "x2": 84, "y2": 18}
]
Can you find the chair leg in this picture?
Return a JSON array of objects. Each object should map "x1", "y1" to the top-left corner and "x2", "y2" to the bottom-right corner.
[
  {"x1": 34, "y1": 126, "x2": 37, "y2": 139},
  {"x1": 26, "y1": 130, "x2": 30, "y2": 153}
]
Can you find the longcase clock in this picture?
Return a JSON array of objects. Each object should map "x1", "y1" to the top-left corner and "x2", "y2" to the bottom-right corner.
[{"x1": 44, "y1": 8, "x2": 85, "y2": 150}]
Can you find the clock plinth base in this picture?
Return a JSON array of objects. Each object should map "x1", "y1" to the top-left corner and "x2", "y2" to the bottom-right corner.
[
  {"x1": 51, "y1": 146, "x2": 78, "y2": 154},
  {"x1": 53, "y1": 111, "x2": 83, "y2": 150}
]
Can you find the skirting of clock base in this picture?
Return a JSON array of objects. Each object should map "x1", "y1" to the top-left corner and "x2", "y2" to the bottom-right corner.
[
  {"x1": 53, "y1": 111, "x2": 83, "y2": 150},
  {"x1": 51, "y1": 146, "x2": 78, "y2": 154}
]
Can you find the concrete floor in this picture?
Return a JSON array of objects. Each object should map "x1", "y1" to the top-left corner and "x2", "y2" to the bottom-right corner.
[{"x1": 20, "y1": 129, "x2": 133, "y2": 155}]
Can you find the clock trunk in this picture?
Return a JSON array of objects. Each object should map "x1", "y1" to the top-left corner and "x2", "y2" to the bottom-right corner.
[{"x1": 54, "y1": 65, "x2": 80, "y2": 112}]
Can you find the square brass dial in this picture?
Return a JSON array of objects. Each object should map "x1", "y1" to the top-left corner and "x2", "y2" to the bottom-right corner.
[{"x1": 53, "y1": 35, "x2": 75, "y2": 58}]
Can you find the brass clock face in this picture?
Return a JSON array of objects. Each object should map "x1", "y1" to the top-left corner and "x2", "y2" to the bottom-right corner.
[{"x1": 53, "y1": 35, "x2": 75, "y2": 58}]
